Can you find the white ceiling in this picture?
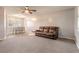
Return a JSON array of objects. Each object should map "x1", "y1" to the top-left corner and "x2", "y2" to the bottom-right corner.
[
  {"x1": 5, "y1": 6, "x2": 75, "y2": 16},
  {"x1": 30, "y1": 6, "x2": 75, "y2": 15},
  {"x1": 30, "y1": 6, "x2": 75, "y2": 12}
]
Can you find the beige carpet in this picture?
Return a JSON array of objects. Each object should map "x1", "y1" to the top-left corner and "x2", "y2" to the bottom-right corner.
[{"x1": 0, "y1": 34, "x2": 79, "y2": 53}]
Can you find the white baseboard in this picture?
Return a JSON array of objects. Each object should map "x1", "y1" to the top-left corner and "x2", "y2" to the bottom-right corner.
[
  {"x1": 75, "y1": 41, "x2": 79, "y2": 49},
  {"x1": 59, "y1": 37, "x2": 74, "y2": 40},
  {"x1": 74, "y1": 37, "x2": 79, "y2": 49}
]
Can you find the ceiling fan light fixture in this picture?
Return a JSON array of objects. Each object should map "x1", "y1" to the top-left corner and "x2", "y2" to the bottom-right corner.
[{"x1": 25, "y1": 10, "x2": 29, "y2": 13}]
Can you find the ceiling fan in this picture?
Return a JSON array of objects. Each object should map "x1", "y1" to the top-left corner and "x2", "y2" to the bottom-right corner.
[{"x1": 21, "y1": 6, "x2": 37, "y2": 14}]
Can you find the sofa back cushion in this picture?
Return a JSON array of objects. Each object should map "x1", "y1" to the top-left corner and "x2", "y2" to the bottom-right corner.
[
  {"x1": 44, "y1": 29, "x2": 48, "y2": 32},
  {"x1": 49, "y1": 26, "x2": 59, "y2": 34},
  {"x1": 39, "y1": 26, "x2": 44, "y2": 32},
  {"x1": 39, "y1": 26, "x2": 58, "y2": 33},
  {"x1": 43, "y1": 26, "x2": 49, "y2": 32},
  {"x1": 50, "y1": 27, "x2": 58, "y2": 31},
  {"x1": 49, "y1": 29, "x2": 54, "y2": 33}
]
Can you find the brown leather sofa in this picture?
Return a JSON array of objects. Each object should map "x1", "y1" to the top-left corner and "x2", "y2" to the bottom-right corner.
[{"x1": 35, "y1": 26, "x2": 59, "y2": 40}]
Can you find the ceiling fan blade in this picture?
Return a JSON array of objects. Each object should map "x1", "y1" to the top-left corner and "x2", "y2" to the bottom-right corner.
[
  {"x1": 21, "y1": 10, "x2": 25, "y2": 13},
  {"x1": 29, "y1": 11, "x2": 32, "y2": 14},
  {"x1": 32, "y1": 10, "x2": 37, "y2": 12},
  {"x1": 30, "y1": 10, "x2": 37, "y2": 12},
  {"x1": 18, "y1": 9, "x2": 25, "y2": 13}
]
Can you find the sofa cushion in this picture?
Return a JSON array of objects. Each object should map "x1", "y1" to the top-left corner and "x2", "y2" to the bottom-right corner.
[
  {"x1": 46, "y1": 33, "x2": 54, "y2": 35},
  {"x1": 44, "y1": 29, "x2": 49, "y2": 32},
  {"x1": 49, "y1": 29, "x2": 54, "y2": 33}
]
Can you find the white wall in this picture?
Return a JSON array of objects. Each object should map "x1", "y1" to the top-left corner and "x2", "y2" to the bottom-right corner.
[
  {"x1": 75, "y1": 7, "x2": 79, "y2": 48},
  {"x1": 0, "y1": 7, "x2": 5, "y2": 40},
  {"x1": 24, "y1": 8, "x2": 75, "y2": 39}
]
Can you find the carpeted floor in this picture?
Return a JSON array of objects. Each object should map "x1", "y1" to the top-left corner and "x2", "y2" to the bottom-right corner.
[{"x1": 0, "y1": 34, "x2": 79, "y2": 53}]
